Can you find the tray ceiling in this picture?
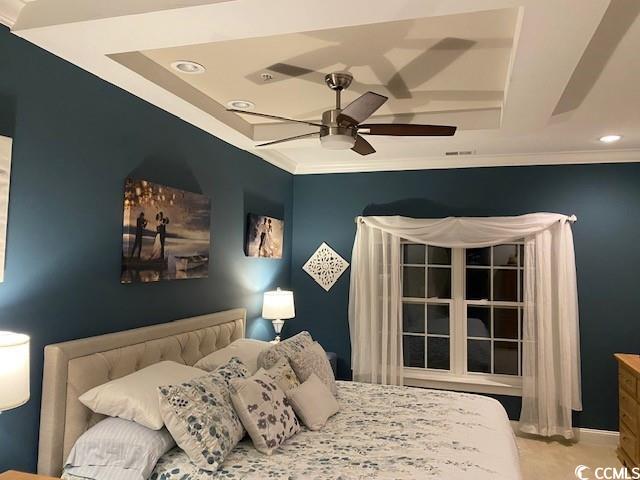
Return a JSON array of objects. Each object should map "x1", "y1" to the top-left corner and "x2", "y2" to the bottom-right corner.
[{"x1": 5, "y1": 0, "x2": 640, "y2": 174}]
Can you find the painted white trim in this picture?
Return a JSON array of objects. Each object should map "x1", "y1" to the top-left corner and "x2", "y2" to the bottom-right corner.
[
  {"x1": 293, "y1": 148, "x2": 640, "y2": 175},
  {"x1": 405, "y1": 368, "x2": 522, "y2": 397},
  {"x1": 0, "y1": 11, "x2": 15, "y2": 27},
  {"x1": 510, "y1": 421, "x2": 619, "y2": 446},
  {"x1": 0, "y1": 0, "x2": 32, "y2": 28}
]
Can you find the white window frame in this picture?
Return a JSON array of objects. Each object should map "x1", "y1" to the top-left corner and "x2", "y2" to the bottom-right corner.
[{"x1": 401, "y1": 243, "x2": 523, "y2": 397}]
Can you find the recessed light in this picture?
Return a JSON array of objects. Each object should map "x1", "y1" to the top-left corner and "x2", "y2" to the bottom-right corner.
[
  {"x1": 170, "y1": 61, "x2": 206, "y2": 74},
  {"x1": 599, "y1": 134, "x2": 622, "y2": 144},
  {"x1": 227, "y1": 100, "x2": 255, "y2": 110}
]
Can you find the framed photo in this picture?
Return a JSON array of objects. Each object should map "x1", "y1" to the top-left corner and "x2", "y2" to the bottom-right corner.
[
  {"x1": 0, "y1": 135, "x2": 11, "y2": 282},
  {"x1": 245, "y1": 214, "x2": 284, "y2": 259},
  {"x1": 121, "y1": 178, "x2": 210, "y2": 283}
]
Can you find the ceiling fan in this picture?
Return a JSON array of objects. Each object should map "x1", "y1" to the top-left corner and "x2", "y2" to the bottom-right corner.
[{"x1": 227, "y1": 72, "x2": 457, "y2": 156}]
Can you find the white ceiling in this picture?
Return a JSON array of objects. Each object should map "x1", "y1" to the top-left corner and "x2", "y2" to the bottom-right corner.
[
  {"x1": 3, "y1": 0, "x2": 640, "y2": 174},
  {"x1": 137, "y1": 8, "x2": 517, "y2": 124}
]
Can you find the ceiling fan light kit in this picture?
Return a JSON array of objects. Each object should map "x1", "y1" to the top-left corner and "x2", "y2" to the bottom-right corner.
[{"x1": 228, "y1": 71, "x2": 457, "y2": 155}]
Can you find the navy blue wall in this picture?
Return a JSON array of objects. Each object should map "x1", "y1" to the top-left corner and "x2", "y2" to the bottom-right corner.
[
  {"x1": 0, "y1": 26, "x2": 292, "y2": 472},
  {"x1": 291, "y1": 163, "x2": 640, "y2": 431}
]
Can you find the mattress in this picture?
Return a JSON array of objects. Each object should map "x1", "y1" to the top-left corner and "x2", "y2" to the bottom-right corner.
[{"x1": 149, "y1": 381, "x2": 521, "y2": 479}]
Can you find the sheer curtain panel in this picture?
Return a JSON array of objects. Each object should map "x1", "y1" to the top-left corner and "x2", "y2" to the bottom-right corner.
[{"x1": 348, "y1": 213, "x2": 581, "y2": 439}]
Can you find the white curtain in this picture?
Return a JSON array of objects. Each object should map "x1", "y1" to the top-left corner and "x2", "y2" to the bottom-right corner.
[{"x1": 348, "y1": 213, "x2": 582, "y2": 439}]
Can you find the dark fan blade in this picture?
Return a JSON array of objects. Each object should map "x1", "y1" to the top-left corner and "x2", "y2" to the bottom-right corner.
[
  {"x1": 351, "y1": 135, "x2": 376, "y2": 156},
  {"x1": 257, "y1": 132, "x2": 320, "y2": 147},
  {"x1": 227, "y1": 109, "x2": 322, "y2": 127},
  {"x1": 359, "y1": 123, "x2": 456, "y2": 136},
  {"x1": 338, "y1": 92, "x2": 388, "y2": 125}
]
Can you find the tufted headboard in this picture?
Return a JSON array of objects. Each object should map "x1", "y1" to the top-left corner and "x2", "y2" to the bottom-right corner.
[{"x1": 37, "y1": 308, "x2": 246, "y2": 477}]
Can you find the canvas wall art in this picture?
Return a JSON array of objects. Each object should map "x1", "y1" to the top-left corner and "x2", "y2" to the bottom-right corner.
[
  {"x1": 121, "y1": 178, "x2": 211, "y2": 283},
  {"x1": 0, "y1": 135, "x2": 12, "y2": 282},
  {"x1": 245, "y1": 214, "x2": 284, "y2": 259}
]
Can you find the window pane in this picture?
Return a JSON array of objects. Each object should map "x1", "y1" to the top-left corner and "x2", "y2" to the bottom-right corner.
[
  {"x1": 403, "y1": 244, "x2": 425, "y2": 264},
  {"x1": 493, "y1": 269, "x2": 518, "y2": 301},
  {"x1": 403, "y1": 266, "x2": 425, "y2": 298},
  {"x1": 427, "y1": 337, "x2": 450, "y2": 370},
  {"x1": 494, "y1": 341, "x2": 519, "y2": 375},
  {"x1": 428, "y1": 267, "x2": 451, "y2": 299},
  {"x1": 466, "y1": 269, "x2": 490, "y2": 300},
  {"x1": 493, "y1": 244, "x2": 519, "y2": 267},
  {"x1": 403, "y1": 335, "x2": 425, "y2": 368},
  {"x1": 519, "y1": 270, "x2": 524, "y2": 302},
  {"x1": 519, "y1": 244, "x2": 525, "y2": 267},
  {"x1": 494, "y1": 307, "x2": 519, "y2": 339},
  {"x1": 403, "y1": 303, "x2": 425, "y2": 333},
  {"x1": 467, "y1": 306, "x2": 491, "y2": 338},
  {"x1": 467, "y1": 339, "x2": 491, "y2": 373},
  {"x1": 428, "y1": 246, "x2": 451, "y2": 265},
  {"x1": 427, "y1": 304, "x2": 449, "y2": 335},
  {"x1": 466, "y1": 247, "x2": 490, "y2": 266}
]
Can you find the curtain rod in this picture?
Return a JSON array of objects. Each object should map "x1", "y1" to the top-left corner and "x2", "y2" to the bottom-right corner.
[{"x1": 355, "y1": 215, "x2": 578, "y2": 224}]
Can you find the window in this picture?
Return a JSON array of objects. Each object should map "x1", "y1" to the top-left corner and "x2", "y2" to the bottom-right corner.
[{"x1": 401, "y1": 242, "x2": 524, "y2": 396}]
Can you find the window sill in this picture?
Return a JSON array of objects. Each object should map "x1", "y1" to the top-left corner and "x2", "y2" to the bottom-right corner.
[{"x1": 403, "y1": 368, "x2": 522, "y2": 397}]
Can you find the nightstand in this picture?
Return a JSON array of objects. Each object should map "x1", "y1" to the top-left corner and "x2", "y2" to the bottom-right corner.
[
  {"x1": 326, "y1": 351, "x2": 337, "y2": 377},
  {"x1": 0, "y1": 472, "x2": 58, "y2": 480}
]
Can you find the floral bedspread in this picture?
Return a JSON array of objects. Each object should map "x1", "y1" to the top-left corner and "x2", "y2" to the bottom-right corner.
[{"x1": 150, "y1": 381, "x2": 521, "y2": 480}]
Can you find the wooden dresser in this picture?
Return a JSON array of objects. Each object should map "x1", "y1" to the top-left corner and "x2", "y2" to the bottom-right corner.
[{"x1": 615, "y1": 353, "x2": 640, "y2": 469}]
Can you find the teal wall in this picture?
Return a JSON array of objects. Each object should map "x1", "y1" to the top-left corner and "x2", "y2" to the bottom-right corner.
[
  {"x1": 290, "y1": 164, "x2": 640, "y2": 431},
  {"x1": 0, "y1": 26, "x2": 293, "y2": 472},
  {"x1": 1, "y1": 17, "x2": 639, "y2": 473}
]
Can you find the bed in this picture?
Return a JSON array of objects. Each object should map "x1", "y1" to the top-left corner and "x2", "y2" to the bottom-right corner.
[{"x1": 38, "y1": 308, "x2": 521, "y2": 479}]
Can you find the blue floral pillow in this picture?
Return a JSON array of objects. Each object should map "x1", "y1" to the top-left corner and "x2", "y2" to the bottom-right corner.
[
  {"x1": 230, "y1": 369, "x2": 300, "y2": 455},
  {"x1": 158, "y1": 357, "x2": 248, "y2": 471}
]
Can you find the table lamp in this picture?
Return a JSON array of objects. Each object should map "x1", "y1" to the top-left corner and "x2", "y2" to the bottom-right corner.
[
  {"x1": 262, "y1": 288, "x2": 295, "y2": 343},
  {"x1": 0, "y1": 331, "x2": 30, "y2": 413}
]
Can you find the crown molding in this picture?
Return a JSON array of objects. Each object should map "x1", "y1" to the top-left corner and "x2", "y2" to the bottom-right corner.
[
  {"x1": 0, "y1": 0, "x2": 30, "y2": 28},
  {"x1": 291, "y1": 148, "x2": 640, "y2": 175},
  {"x1": 251, "y1": 149, "x2": 298, "y2": 174}
]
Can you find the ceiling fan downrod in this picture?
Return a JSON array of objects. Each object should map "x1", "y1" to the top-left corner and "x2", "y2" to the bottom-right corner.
[{"x1": 324, "y1": 71, "x2": 353, "y2": 110}]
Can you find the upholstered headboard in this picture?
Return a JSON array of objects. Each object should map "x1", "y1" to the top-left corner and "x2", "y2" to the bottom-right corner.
[{"x1": 37, "y1": 308, "x2": 246, "y2": 477}]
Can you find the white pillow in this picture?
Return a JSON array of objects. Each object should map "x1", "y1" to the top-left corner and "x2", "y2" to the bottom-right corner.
[
  {"x1": 79, "y1": 361, "x2": 204, "y2": 430},
  {"x1": 194, "y1": 338, "x2": 270, "y2": 374},
  {"x1": 286, "y1": 373, "x2": 339, "y2": 431},
  {"x1": 63, "y1": 417, "x2": 175, "y2": 480}
]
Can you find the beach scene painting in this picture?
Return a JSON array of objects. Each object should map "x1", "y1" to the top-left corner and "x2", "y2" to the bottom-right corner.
[
  {"x1": 245, "y1": 214, "x2": 284, "y2": 259},
  {"x1": 121, "y1": 178, "x2": 210, "y2": 283}
]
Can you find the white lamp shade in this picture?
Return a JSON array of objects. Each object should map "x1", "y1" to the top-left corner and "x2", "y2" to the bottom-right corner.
[
  {"x1": 262, "y1": 289, "x2": 295, "y2": 320},
  {"x1": 0, "y1": 331, "x2": 30, "y2": 411}
]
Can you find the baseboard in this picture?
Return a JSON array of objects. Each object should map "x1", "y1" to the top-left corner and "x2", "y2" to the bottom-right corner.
[
  {"x1": 510, "y1": 421, "x2": 619, "y2": 446},
  {"x1": 575, "y1": 427, "x2": 620, "y2": 446}
]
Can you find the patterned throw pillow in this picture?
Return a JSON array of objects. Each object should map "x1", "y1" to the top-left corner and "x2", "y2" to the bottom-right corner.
[
  {"x1": 157, "y1": 357, "x2": 248, "y2": 472},
  {"x1": 257, "y1": 331, "x2": 313, "y2": 370},
  {"x1": 289, "y1": 341, "x2": 337, "y2": 395},
  {"x1": 230, "y1": 369, "x2": 300, "y2": 455},
  {"x1": 264, "y1": 357, "x2": 300, "y2": 393}
]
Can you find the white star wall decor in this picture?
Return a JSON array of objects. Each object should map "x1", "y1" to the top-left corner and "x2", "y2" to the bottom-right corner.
[{"x1": 302, "y1": 242, "x2": 350, "y2": 292}]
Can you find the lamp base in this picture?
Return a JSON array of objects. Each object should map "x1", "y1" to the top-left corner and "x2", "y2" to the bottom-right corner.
[{"x1": 272, "y1": 318, "x2": 285, "y2": 343}]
